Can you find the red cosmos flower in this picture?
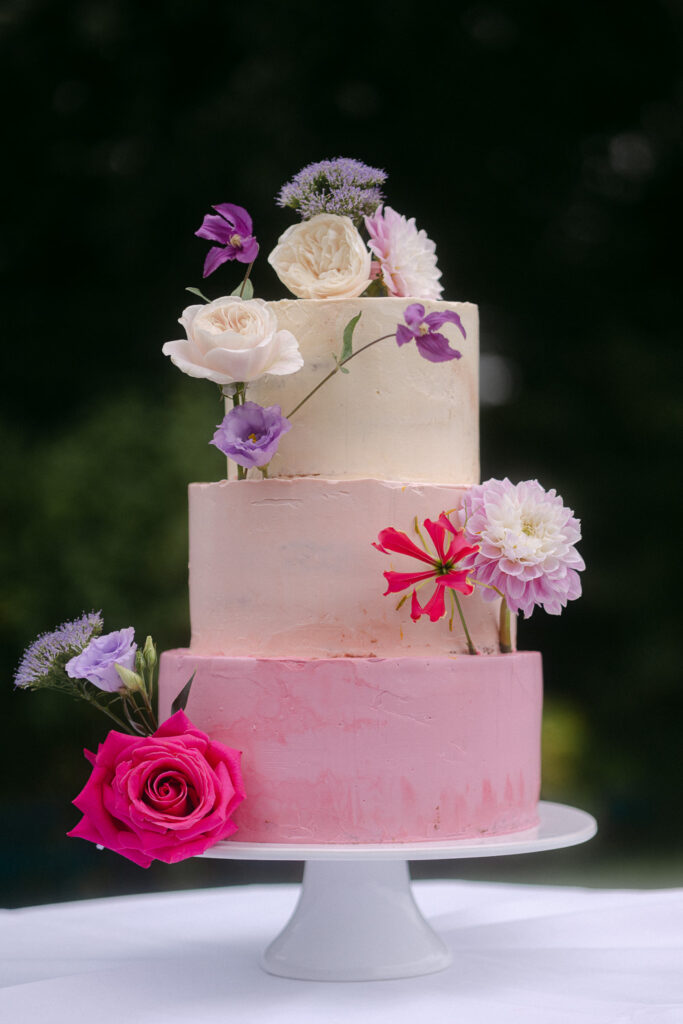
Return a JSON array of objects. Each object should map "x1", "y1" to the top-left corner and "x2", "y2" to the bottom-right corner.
[{"x1": 373, "y1": 513, "x2": 479, "y2": 622}]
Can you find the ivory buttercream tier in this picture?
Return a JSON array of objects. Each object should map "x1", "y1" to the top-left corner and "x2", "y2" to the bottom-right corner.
[
  {"x1": 158, "y1": 651, "x2": 542, "y2": 844},
  {"x1": 188, "y1": 477, "x2": 508, "y2": 658},
  {"x1": 240, "y1": 298, "x2": 479, "y2": 483}
]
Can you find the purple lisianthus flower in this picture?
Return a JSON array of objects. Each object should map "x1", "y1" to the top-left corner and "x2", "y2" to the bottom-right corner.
[
  {"x1": 396, "y1": 303, "x2": 466, "y2": 363},
  {"x1": 65, "y1": 628, "x2": 137, "y2": 693},
  {"x1": 195, "y1": 203, "x2": 259, "y2": 278},
  {"x1": 211, "y1": 402, "x2": 292, "y2": 469}
]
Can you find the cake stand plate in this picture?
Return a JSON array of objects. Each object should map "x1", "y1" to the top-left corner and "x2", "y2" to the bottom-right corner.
[{"x1": 202, "y1": 801, "x2": 596, "y2": 982}]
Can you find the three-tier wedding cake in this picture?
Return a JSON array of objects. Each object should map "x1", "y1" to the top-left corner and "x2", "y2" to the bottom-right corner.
[{"x1": 157, "y1": 295, "x2": 544, "y2": 844}]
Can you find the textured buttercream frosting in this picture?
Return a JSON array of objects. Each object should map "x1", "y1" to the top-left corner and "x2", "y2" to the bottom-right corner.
[
  {"x1": 158, "y1": 651, "x2": 542, "y2": 844},
  {"x1": 188, "y1": 477, "x2": 510, "y2": 658},
  {"x1": 242, "y1": 298, "x2": 479, "y2": 483}
]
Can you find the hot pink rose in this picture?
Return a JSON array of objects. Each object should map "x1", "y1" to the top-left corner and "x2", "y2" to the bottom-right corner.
[{"x1": 68, "y1": 711, "x2": 246, "y2": 867}]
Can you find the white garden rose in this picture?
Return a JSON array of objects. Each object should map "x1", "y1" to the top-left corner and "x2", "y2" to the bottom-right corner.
[
  {"x1": 162, "y1": 296, "x2": 303, "y2": 385},
  {"x1": 268, "y1": 214, "x2": 372, "y2": 299}
]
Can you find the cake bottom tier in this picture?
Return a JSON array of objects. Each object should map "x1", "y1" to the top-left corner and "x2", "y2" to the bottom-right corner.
[{"x1": 158, "y1": 651, "x2": 543, "y2": 844}]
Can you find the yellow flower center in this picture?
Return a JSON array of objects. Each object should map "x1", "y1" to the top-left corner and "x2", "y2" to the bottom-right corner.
[
  {"x1": 230, "y1": 233, "x2": 243, "y2": 248},
  {"x1": 248, "y1": 432, "x2": 258, "y2": 442}
]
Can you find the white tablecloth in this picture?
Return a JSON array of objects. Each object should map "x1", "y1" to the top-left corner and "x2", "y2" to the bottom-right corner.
[{"x1": 2, "y1": 880, "x2": 683, "y2": 1023}]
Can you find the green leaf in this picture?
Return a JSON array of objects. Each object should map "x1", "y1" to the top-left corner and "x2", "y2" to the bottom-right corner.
[
  {"x1": 361, "y1": 277, "x2": 389, "y2": 298},
  {"x1": 186, "y1": 286, "x2": 211, "y2": 302},
  {"x1": 231, "y1": 278, "x2": 254, "y2": 300},
  {"x1": 171, "y1": 671, "x2": 196, "y2": 715},
  {"x1": 339, "y1": 312, "x2": 362, "y2": 366}
]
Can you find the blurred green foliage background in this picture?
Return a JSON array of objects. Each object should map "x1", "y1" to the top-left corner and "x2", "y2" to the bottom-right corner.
[{"x1": 1, "y1": 0, "x2": 681, "y2": 905}]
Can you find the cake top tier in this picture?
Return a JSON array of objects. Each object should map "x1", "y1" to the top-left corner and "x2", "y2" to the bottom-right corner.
[{"x1": 245, "y1": 297, "x2": 479, "y2": 484}]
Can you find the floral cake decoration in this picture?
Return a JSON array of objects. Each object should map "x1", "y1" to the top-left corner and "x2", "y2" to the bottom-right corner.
[
  {"x1": 162, "y1": 156, "x2": 464, "y2": 479},
  {"x1": 373, "y1": 478, "x2": 585, "y2": 654},
  {"x1": 13, "y1": 157, "x2": 585, "y2": 865},
  {"x1": 160, "y1": 153, "x2": 585, "y2": 651},
  {"x1": 14, "y1": 615, "x2": 245, "y2": 866}
]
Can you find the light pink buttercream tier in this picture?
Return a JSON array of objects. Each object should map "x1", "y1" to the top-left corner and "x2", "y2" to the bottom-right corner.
[
  {"x1": 189, "y1": 477, "x2": 510, "y2": 658},
  {"x1": 158, "y1": 651, "x2": 542, "y2": 844}
]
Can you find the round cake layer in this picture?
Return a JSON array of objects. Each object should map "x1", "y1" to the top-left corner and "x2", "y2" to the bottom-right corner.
[
  {"x1": 158, "y1": 651, "x2": 542, "y2": 844},
  {"x1": 189, "y1": 477, "x2": 507, "y2": 658},
  {"x1": 241, "y1": 298, "x2": 479, "y2": 484}
]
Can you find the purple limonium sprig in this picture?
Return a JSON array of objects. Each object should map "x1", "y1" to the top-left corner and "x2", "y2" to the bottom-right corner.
[
  {"x1": 396, "y1": 303, "x2": 465, "y2": 363},
  {"x1": 14, "y1": 611, "x2": 103, "y2": 690},
  {"x1": 277, "y1": 157, "x2": 387, "y2": 225},
  {"x1": 65, "y1": 628, "x2": 137, "y2": 694},
  {"x1": 195, "y1": 203, "x2": 259, "y2": 278},
  {"x1": 211, "y1": 402, "x2": 292, "y2": 473}
]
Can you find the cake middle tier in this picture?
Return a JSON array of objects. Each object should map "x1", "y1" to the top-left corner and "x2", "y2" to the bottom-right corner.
[{"x1": 189, "y1": 477, "x2": 506, "y2": 658}]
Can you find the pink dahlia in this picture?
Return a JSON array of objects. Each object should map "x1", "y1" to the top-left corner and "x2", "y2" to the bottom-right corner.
[
  {"x1": 364, "y1": 205, "x2": 443, "y2": 299},
  {"x1": 461, "y1": 478, "x2": 585, "y2": 618}
]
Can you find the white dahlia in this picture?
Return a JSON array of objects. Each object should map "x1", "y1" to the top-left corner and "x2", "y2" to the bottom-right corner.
[
  {"x1": 461, "y1": 478, "x2": 585, "y2": 619},
  {"x1": 364, "y1": 205, "x2": 443, "y2": 299}
]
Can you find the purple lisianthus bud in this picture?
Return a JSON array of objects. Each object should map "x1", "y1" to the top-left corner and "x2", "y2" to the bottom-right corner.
[
  {"x1": 65, "y1": 628, "x2": 137, "y2": 693},
  {"x1": 211, "y1": 402, "x2": 292, "y2": 469}
]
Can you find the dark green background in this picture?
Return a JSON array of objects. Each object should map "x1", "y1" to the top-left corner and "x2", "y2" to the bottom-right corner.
[{"x1": 2, "y1": 0, "x2": 681, "y2": 906}]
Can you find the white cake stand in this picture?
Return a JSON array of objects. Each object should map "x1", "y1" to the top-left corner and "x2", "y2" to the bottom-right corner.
[{"x1": 202, "y1": 800, "x2": 596, "y2": 982}]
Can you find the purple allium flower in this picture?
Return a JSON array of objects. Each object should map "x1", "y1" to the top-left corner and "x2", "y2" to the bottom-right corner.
[
  {"x1": 461, "y1": 478, "x2": 585, "y2": 619},
  {"x1": 277, "y1": 158, "x2": 387, "y2": 225},
  {"x1": 195, "y1": 203, "x2": 259, "y2": 278},
  {"x1": 65, "y1": 628, "x2": 137, "y2": 693},
  {"x1": 14, "y1": 611, "x2": 103, "y2": 689},
  {"x1": 211, "y1": 402, "x2": 292, "y2": 469},
  {"x1": 396, "y1": 303, "x2": 465, "y2": 363}
]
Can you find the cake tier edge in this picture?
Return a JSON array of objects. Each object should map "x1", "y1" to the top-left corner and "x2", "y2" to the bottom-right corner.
[{"x1": 159, "y1": 650, "x2": 542, "y2": 845}]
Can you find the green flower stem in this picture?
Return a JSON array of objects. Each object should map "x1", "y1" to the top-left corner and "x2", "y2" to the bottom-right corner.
[
  {"x1": 499, "y1": 597, "x2": 513, "y2": 653},
  {"x1": 231, "y1": 383, "x2": 247, "y2": 480},
  {"x1": 77, "y1": 688, "x2": 132, "y2": 733},
  {"x1": 285, "y1": 333, "x2": 396, "y2": 420},
  {"x1": 135, "y1": 679, "x2": 159, "y2": 732},
  {"x1": 452, "y1": 590, "x2": 478, "y2": 655},
  {"x1": 239, "y1": 261, "x2": 254, "y2": 298},
  {"x1": 123, "y1": 692, "x2": 156, "y2": 735}
]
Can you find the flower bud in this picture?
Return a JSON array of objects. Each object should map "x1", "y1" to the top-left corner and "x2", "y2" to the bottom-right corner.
[
  {"x1": 115, "y1": 664, "x2": 146, "y2": 693},
  {"x1": 143, "y1": 635, "x2": 157, "y2": 671}
]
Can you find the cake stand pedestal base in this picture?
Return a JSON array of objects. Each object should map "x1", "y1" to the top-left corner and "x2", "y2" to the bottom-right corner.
[
  {"x1": 203, "y1": 801, "x2": 597, "y2": 982},
  {"x1": 263, "y1": 859, "x2": 450, "y2": 981}
]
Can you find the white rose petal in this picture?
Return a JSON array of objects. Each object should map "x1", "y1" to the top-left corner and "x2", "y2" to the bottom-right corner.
[
  {"x1": 268, "y1": 213, "x2": 372, "y2": 299},
  {"x1": 162, "y1": 296, "x2": 303, "y2": 385}
]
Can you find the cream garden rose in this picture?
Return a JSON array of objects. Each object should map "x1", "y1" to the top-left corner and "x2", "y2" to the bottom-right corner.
[
  {"x1": 268, "y1": 213, "x2": 372, "y2": 299},
  {"x1": 162, "y1": 296, "x2": 303, "y2": 385}
]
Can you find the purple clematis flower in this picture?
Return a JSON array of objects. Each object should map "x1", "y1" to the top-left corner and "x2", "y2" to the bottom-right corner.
[
  {"x1": 396, "y1": 303, "x2": 466, "y2": 363},
  {"x1": 211, "y1": 402, "x2": 291, "y2": 469},
  {"x1": 195, "y1": 203, "x2": 259, "y2": 278}
]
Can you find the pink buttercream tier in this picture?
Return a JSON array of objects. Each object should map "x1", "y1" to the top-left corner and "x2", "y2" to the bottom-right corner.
[
  {"x1": 158, "y1": 651, "x2": 542, "y2": 844},
  {"x1": 188, "y1": 478, "x2": 510, "y2": 658}
]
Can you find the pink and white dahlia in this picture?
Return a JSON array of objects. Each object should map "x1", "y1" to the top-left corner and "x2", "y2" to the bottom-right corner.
[
  {"x1": 364, "y1": 205, "x2": 443, "y2": 299},
  {"x1": 461, "y1": 478, "x2": 585, "y2": 618}
]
